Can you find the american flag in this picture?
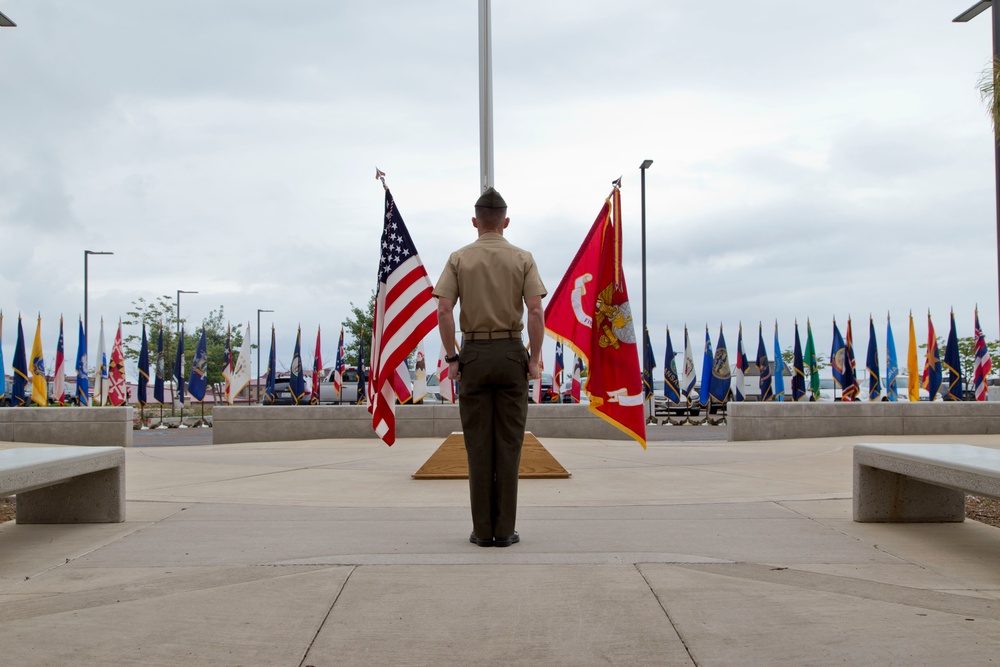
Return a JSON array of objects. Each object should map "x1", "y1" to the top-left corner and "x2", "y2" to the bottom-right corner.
[
  {"x1": 974, "y1": 308, "x2": 993, "y2": 401},
  {"x1": 333, "y1": 328, "x2": 345, "y2": 395},
  {"x1": 369, "y1": 189, "x2": 437, "y2": 445}
]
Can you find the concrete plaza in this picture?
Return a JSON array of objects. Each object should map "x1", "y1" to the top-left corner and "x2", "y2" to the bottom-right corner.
[{"x1": 2, "y1": 433, "x2": 1000, "y2": 665}]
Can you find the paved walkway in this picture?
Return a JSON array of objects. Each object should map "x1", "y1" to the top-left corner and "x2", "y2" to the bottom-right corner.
[{"x1": 2, "y1": 434, "x2": 1000, "y2": 665}]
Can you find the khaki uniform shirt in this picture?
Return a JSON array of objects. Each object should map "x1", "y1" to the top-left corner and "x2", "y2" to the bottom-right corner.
[{"x1": 433, "y1": 232, "x2": 547, "y2": 333}]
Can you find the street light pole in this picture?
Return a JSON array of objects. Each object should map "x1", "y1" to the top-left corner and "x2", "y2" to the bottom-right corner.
[
  {"x1": 639, "y1": 160, "x2": 653, "y2": 341},
  {"x1": 257, "y1": 309, "x2": 273, "y2": 403},
  {"x1": 84, "y1": 250, "x2": 113, "y2": 348},
  {"x1": 173, "y1": 290, "x2": 197, "y2": 416},
  {"x1": 954, "y1": 1, "x2": 1000, "y2": 336},
  {"x1": 176, "y1": 290, "x2": 198, "y2": 340}
]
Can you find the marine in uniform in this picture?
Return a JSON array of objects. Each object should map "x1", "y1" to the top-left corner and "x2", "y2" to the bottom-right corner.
[{"x1": 434, "y1": 187, "x2": 547, "y2": 547}]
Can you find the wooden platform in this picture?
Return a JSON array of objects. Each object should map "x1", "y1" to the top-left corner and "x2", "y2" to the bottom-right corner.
[{"x1": 412, "y1": 432, "x2": 571, "y2": 479}]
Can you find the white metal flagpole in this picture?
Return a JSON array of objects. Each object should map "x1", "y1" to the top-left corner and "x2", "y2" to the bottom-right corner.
[{"x1": 478, "y1": 0, "x2": 494, "y2": 193}]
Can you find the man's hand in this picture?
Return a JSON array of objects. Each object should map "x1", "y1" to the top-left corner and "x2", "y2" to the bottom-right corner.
[
  {"x1": 527, "y1": 359, "x2": 540, "y2": 380},
  {"x1": 449, "y1": 360, "x2": 461, "y2": 382}
]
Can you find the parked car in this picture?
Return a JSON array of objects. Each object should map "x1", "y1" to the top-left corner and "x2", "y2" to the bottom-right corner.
[
  {"x1": 267, "y1": 367, "x2": 361, "y2": 405},
  {"x1": 529, "y1": 373, "x2": 558, "y2": 403}
]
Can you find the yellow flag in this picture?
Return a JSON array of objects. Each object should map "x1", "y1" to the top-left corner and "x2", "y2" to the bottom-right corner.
[
  {"x1": 30, "y1": 315, "x2": 47, "y2": 406},
  {"x1": 907, "y1": 312, "x2": 919, "y2": 401}
]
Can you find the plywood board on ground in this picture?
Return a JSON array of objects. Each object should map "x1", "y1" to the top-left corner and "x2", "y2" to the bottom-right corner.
[{"x1": 412, "y1": 432, "x2": 570, "y2": 479}]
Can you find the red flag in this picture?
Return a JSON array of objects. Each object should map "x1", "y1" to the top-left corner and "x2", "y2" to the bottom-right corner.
[
  {"x1": 544, "y1": 185, "x2": 646, "y2": 447},
  {"x1": 108, "y1": 321, "x2": 127, "y2": 406},
  {"x1": 311, "y1": 326, "x2": 322, "y2": 405},
  {"x1": 369, "y1": 188, "x2": 438, "y2": 445}
]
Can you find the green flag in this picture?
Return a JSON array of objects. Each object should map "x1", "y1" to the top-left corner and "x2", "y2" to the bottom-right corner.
[{"x1": 805, "y1": 319, "x2": 820, "y2": 400}]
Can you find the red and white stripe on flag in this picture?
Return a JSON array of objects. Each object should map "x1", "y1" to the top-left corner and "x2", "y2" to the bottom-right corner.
[
  {"x1": 392, "y1": 361, "x2": 412, "y2": 404},
  {"x1": 369, "y1": 189, "x2": 438, "y2": 445},
  {"x1": 436, "y1": 345, "x2": 456, "y2": 403},
  {"x1": 974, "y1": 309, "x2": 993, "y2": 401}
]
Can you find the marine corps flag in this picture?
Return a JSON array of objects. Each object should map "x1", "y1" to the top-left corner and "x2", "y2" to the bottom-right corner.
[{"x1": 544, "y1": 183, "x2": 645, "y2": 447}]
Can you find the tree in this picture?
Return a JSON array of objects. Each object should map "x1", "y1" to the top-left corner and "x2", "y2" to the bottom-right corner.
[
  {"x1": 979, "y1": 57, "x2": 1000, "y2": 139},
  {"x1": 780, "y1": 347, "x2": 828, "y2": 372},
  {"x1": 122, "y1": 296, "x2": 244, "y2": 402},
  {"x1": 341, "y1": 290, "x2": 376, "y2": 366}
]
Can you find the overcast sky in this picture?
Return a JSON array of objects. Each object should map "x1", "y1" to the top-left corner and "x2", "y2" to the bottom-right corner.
[{"x1": 1, "y1": 0, "x2": 997, "y2": 379}]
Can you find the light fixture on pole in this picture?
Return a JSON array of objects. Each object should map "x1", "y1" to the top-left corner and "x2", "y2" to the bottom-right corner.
[
  {"x1": 257, "y1": 309, "x2": 274, "y2": 403},
  {"x1": 84, "y1": 250, "x2": 114, "y2": 348},
  {"x1": 954, "y1": 1, "x2": 1000, "y2": 336}
]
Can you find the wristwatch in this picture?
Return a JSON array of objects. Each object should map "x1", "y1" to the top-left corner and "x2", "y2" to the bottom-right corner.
[{"x1": 445, "y1": 353, "x2": 460, "y2": 363}]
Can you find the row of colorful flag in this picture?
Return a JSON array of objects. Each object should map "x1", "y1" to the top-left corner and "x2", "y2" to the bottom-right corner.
[
  {"x1": 0, "y1": 313, "x2": 263, "y2": 408},
  {"x1": 633, "y1": 309, "x2": 993, "y2": 406}
]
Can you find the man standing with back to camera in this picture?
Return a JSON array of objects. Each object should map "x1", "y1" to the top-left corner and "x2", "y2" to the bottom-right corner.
[{"x1": 434, "y1": 187, "x2": 546, "y2": 547}]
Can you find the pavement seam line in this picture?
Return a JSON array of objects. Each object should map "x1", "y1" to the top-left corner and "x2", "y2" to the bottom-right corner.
[
  {"x1": 635, "y1": 563, "x2": 699, "y2": 666},
  {"x1": 298, "y1": 565, "x2": 357, "y2": 667}
]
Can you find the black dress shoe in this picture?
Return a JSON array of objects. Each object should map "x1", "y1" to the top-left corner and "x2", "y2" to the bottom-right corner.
[
  {"x1": 469, "y1": 532, "x2": 493, "y2": 547},
  {"x1": 494, "y1": 531, "x2": 519, "y2": 548}
]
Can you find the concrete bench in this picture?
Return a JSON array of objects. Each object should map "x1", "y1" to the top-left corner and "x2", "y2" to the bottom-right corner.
[
  {"x1": 0, "y1": 446, "x2": 125, "y2": 523},
  {"x1": 853, "y1": 443, "x2": 1000, "y2": 522}
]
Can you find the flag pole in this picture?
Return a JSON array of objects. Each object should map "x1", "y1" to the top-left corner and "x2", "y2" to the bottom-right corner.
[{"x1": 479, "y1": 0, "x2": 494, "y2": 193}]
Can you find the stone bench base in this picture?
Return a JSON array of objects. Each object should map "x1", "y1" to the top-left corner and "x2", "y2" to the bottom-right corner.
[
  {"x1": 0, "y1": 446, "x2": 126, "y2": 523},
  {"x1": 853, "y1": 443, "x2": 1000, "y2": 523}
]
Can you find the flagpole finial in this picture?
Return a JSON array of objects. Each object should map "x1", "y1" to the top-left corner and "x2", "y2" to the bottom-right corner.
[
  {"x1": 376, "y1": 167, "x2": 387, "y2": 190},
  {"x1": 611, "y1": 176, "x2": 622, "y2": 189}
]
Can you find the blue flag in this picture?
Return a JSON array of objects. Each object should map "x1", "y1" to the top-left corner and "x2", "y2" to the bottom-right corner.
[
  {"x1": 174, "y1": 326, "x2": 186, "y2": 405},
  {"x1": 663, "y1": 327, "x2": 680, "y2": 404},
  {"x1": 792, "y1": 322, "x2": 806, "y2": 402},
  {"x1": 943, "y1": 310, "x2": 962, "y2": 401},
  {"x1": 188, "y1": 328, "x2": 208, "y2": 402},
  {"x1": 137, "y1": 324, "x2": 149, "y2": 408},
  {"x1": 289, "y1": 326, "x2": 306, "y2": 404},
  {"x1": 709, "y1": 326, "x2": 731, "y2": 403},
  {"x1": 12, "y1": 316, "x2": 28, "y2": 407},
  {"x1": 773, "y1": 323, "x2": 785, "y2": 402},
  {"x1": 642, "y1": 328, "x2": 656, "y2": 401},
  {"x1": 75, "y1": 318, "x2": 88, "y2": 406},
  {"x1": 154, "y1": 326, "x2": 165, "y2": 404},
  {"x1": 831, "y1": 320, "x2": 848, "y2": 398},
  {"x1": 885, "y1": 315, "x2": 899, "y2": 402},
  {"x1": 867, "y1": 316, "x2": 882, "y2": 401},
  {"x1": 263, "y1": 326, "x2": 277, "y2": 405},
  {"x1": 356, "y1": 329, "x2": 367, "y2": 404},
  {"x1": 699, "y1": 326, "x2": 713, "y2": 406},
  {"x1": 756, "y1": 323, "x2": 772, "y2": 401}
]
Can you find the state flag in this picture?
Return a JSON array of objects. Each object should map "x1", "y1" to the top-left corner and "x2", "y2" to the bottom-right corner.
[
  {"x1": 287, "y1": 326, "x2": 306, "y2": 405},
  {"x1": 188, "y1": 328, "x2": 209, "y2": 402},
  {"x1": 974, "y1": 307, "x2": 993, "y2": 401},
  {"x1": 663, "y1": 326, "x2": 681, "y2": 404},
  {"x1": 921, "y1": 312, "x2": 942, "y2": 401},
  {"x1": 756, "y1": 323, "x2": 772, "y2": 402},
  {"x1": 30, "y1": 315, "x2": 47, "y2": 406},
  {"x1": 53, "y1": 317, "x2": 66, "y2": 406},
  {"x1": 230, "y1": 323, "x2": 252, "y2": 404},
  {"x1": 885, "y1": 315, "x2": 899, "y2": 402},
  {"x1": 733, "y1": 323, "x2": 748, "y2": 402},
  {"x1": 772, "y1": 322, "x2": 785, "y2": 402},
  {"x1": 95, "y1": 319, "x2": 108, "y2": 406},
  {"x1": 699, "y1": 326, "x2": 713, "y2": 407},
  {"x1": 108, "y1": 321, "x2": 127, "y2": 406},
  {"x1": 138, "y1": 324, "x2": 149, "y2": 408},
  {"x1": 805, "y1": 319, "x2": 820, "y2": 401},
  {"x1": 154, "y1": 326, "x2": 165, "y2": 405},
  {"x1": 792, "y1": 321, "x2": 806, "y2": 402},
  {"x1": 943, "y1": 309, "x2": 962, "y2": 401},
  {"x1": 12, "y1": 316, "x2": 28, "y2": 407},
  {"x1": 866, "y1": 316, "x2": 882, "y2": 401},
  {"x1": 907, "y1": 312, "x2": 919, "y2": 402},
  {"x1": 436, "y1": 343, "x2": 456, "y2": 403},
  {"x1": 553, "y1": 340, "x2": 565, "y2": 403},
  {"x1": 262, "y1": 326, "x2": 276, "y2": 405},
  {"x1": 709, "y1": 326, "x2": 731, "y2": 404},
  {"x1": 75, "y1": 318, "x2": 89, "y2": 406},
  {"x1": 681, "y1": 325, "x2": 697, "y2": 402},
  {"x1": 413, "y1": 342, "x2": 428, "y2": 404}
]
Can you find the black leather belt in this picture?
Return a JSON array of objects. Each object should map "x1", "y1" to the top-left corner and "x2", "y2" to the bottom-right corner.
[{"x1": 463, "y1": 331, "x2": 522, "y2": 341}]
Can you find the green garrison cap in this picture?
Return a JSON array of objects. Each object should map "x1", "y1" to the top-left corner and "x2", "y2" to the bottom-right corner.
[{"x1": 475, "y1": 187, "x2": 507, "y2": 209}]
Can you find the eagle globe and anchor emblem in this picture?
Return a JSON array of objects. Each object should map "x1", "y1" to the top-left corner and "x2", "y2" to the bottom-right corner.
[{"x1": 595, "y1": 283, "x2": 635, "y2": 349}]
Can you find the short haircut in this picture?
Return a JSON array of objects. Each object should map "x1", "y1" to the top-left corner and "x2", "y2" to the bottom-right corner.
[{"x1": 475, "y1": 206, "x2": 507, "y2": 230}]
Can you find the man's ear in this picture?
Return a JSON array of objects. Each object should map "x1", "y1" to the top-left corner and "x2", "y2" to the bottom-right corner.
[
  {"x1": 503, "y1": 217, "x2": 510, "y2": 229},
  {"x1": 472, "y1": 217, "x2": 479, "y2": 229}
]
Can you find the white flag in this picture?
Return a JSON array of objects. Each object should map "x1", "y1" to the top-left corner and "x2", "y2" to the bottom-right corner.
[
  {"x1": 94, "y1": 319, "x2": 109, "y2": 406},
  {"x1": 229, "y1": 323, "x2": 252, "y2": 405},
  {"x1": 412, "y1": 341, "x2": 427, "y2": 403},
  {"x1": 437, "y1": 344, "x2": 456, "y2": 403},
  {"x1": 681, "y1": 325, "x2": 696, "y2": 401}
]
